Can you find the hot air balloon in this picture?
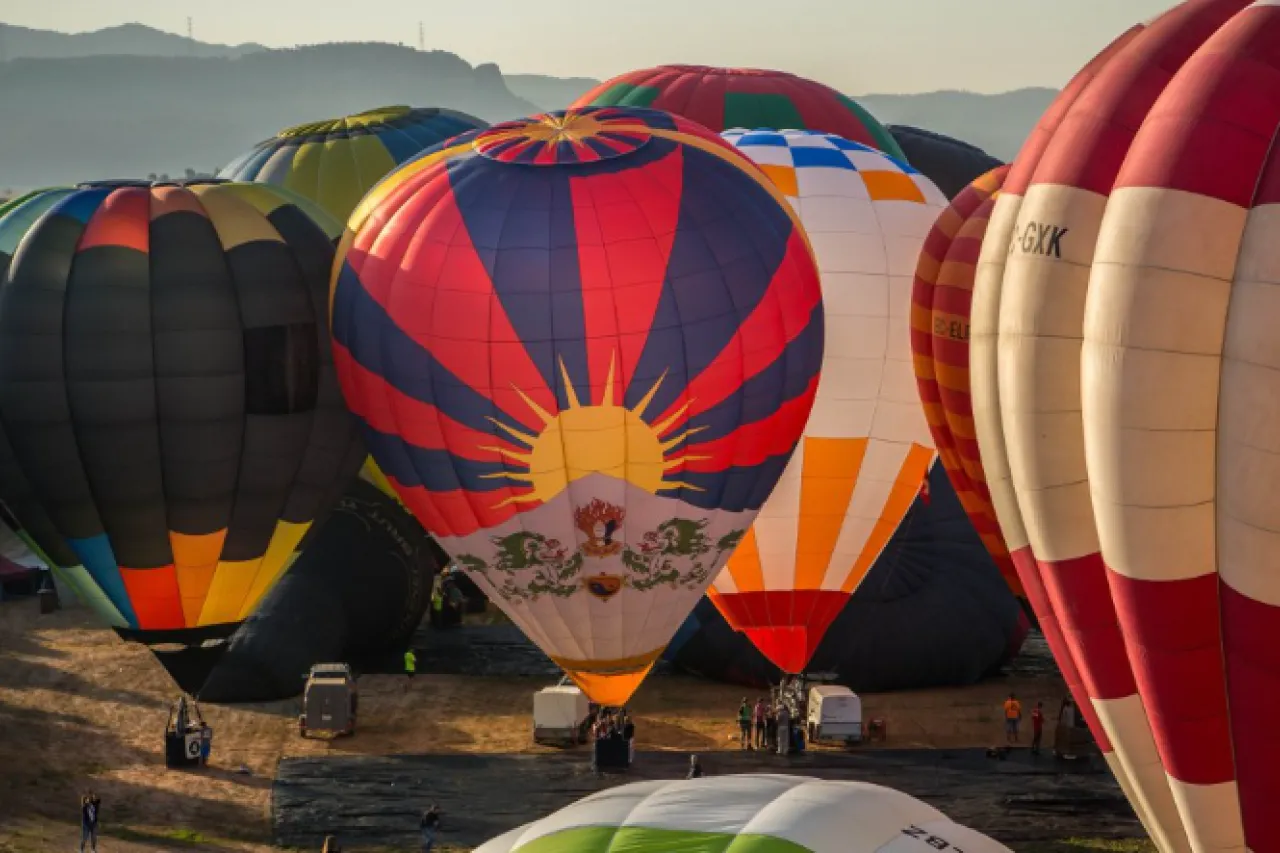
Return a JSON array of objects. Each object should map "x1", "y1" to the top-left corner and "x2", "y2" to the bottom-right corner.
[
  {"x1": 572, "y1": 65, "x2": 906, "y2": 160},
  {"x1": 984, "y1": 1, "x2": 1253, "y2": 849},
  {"x1": 887, "y1": 126, "x2": 1004, "y2": 199},
  {"x1": 219, "y1": 106, "x2": 488, "y2": 223},
  {"x1": 1078, "y1": 4, "x2": 1280, "y2": 849},
  {"x1": 218, "y1": 106, "x2": 490, "y2": 507},
  {"x1": 331, "y1": 107, "x2": 823, "y2": 706},
  {"x1": 706, "y1": 129, "x2": 946, "y2": 674},
  {"x1": 667, "y1": 462, "x2": 1030, "y2": 693},
  {"x1": 968, "y1": 14, "x2": 1149, "y2": 819},
  {"x1": 911, "y1": 165, "x2": 1025, "y2": 603},
  {"x1": 476, "y1": 775, "x2": 1012, "y2": 853},
  {"x1": 0, "y1": 179, "x2": 365, "y2": 692}
]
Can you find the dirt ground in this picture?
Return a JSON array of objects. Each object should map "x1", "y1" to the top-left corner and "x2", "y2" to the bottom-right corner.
[{"x1": 0, "y1": 598, "x2": 1123, "y2": 852}]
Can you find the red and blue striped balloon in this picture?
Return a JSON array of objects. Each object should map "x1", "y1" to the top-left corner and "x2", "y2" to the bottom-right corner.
[{"x1": 330, "y1": 106, "x2": 824, "y2": 704}]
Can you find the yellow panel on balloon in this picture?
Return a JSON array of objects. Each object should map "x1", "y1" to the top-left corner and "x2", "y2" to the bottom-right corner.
[
  {"x1": 238, "y1": 520, "x2": 311, "y2": 620},
  {"x1": 199, "y1": 558, "x2": 262, "y2": 626}
]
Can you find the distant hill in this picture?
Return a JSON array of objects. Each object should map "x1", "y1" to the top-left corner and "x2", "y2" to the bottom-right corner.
[
  {"x1": 0, "y1": 22, "x2": 265, "y2": 60},
  {"x1": 0, "y1": 23, "x2": 1058, "y2": 188},
  {"x1": 505, "y1": 74, "x2": 599, "y2": 111},
  {"x1": 0, "y1": 44, "x2": 541, "y2": 187},
  {"x1": 858, "y1": 88, "x2": 1057, "y2": 162}
]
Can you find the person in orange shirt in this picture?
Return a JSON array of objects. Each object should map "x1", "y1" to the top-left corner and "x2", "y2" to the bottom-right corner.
[{"x1": 1003, "y1": 693, "x2": 1022, "y2": 745}]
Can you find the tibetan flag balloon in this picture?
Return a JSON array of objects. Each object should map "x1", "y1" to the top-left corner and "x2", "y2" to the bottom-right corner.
[
  {"x1": 1083, "y1": 4, "x2": 1280, "y2": 849},
  {"x1": 969, "y1": 16, "x2": 1147, "y2": 816},
  {"x1": 0, "y1": 180, "x2": 365, "y2": 693},
  {"x1": 910, "y1": 165, "x2": 1024, "y2": 603},
  {"x1": 572, "y1": 65, "x2": 905, "y2": 161},
  {"x1": 219, "y1": 106, "x2": 489, "y2": 505},
  {"x1": 331, "y1": 107, "x2": 824, "y2": 705},
  {"x1": 219, "y1": 106, "x2": 488, "y2": 224},
  {"x1": 708, "y1": 129, "x2": 947, "y2": 674}
]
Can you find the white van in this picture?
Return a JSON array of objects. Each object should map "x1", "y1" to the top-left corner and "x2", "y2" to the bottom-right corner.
[
  {"x1": 806, "y1": 685, "x2": 862, "y2": 744},
  {"x1": 533, "y1": 685, "x2": 590, "y2": 746}
]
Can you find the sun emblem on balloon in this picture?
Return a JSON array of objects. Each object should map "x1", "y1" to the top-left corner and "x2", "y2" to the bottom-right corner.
[{"x1": 481, "y1": 354, "x2": 707, "y2": 507}]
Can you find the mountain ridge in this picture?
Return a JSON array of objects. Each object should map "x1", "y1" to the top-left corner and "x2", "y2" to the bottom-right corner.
[{"x1": 0, "y1": 22, "x2": 1056, "y2": 188}]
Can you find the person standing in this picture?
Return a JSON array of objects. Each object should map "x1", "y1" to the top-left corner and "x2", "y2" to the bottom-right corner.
[
  {"x1": 687, "y1": 754, "x2": 703, "y2": 779},
  {"x1": 777, "y1": 704, "x2": 791, "y2": 756},
  {"x1": 403, "y1": 647, "x2": 417, "y2": 693},
  {"x1": 1003, "y1": 693, "x2": 1022, "y2": 745},
  {"x1": 737, "y1": 699, "x2": 752, "y2": 749},
  {"x1": 622, "y1": 713, "x2": 636, "y2": 764},
  {"x1": 1030, "y1": 701, "x2": 1044, "y2": 755},
  {"x1": 753, "y1": 698, "x2": 766, "y2": 749},
  {"x1": 79, "y1": 792, "x2": 100, "y2": 853},
  {"x1": 420, "y1": 804, "x2": 441, "y2": 852}
]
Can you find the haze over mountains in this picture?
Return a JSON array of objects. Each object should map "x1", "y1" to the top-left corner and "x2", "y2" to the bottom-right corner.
[{"x1": 0, "y1": 23, "x2": 1058, "y2": 189}]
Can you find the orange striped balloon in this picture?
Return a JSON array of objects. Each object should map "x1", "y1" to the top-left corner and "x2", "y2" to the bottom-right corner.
[{"x1": 910, "y1": 165, "x2": 1023, "y2": 600}]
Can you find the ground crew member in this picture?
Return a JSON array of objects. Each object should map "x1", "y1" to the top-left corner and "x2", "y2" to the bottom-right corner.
[
  {"x1": 403, "y1": 647, "x2": 417, "y2": 692},
  {"x1": 1031, "y1": 701, "x2": 1044, "y2": 755},
  {"x1": 430, "y1": 575, "x2": 444, "y2": 627},
  {"x1": 1003, "y1": 693, "x2": 1022, "y2": 745}
]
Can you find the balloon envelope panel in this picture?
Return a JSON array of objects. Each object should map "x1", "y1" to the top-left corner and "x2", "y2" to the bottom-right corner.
[
  {"x1": 1081, "y1": 4, "x2": 1280, "y2": 849},
  {"x1": 0, "y1": 180, "x2": 365, "y2": 691},
  {"x1": 887, "y1": 126, "x2": 1003, "y2": 200},
  {"x1": 474, "y1": 775, "x2": 1012, "y2": 853},
  {"x1": 573, "y1": 65, "x2": 905, "y2": 161},
  {"x1": 331, "y1": 107, "x2": 823, "y2": 705}
]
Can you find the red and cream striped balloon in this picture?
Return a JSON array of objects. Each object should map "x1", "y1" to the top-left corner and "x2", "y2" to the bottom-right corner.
[
  {"x1": 969, "y1": 14, "x2": 1149, "y2": 816},
  {"x1": 1083, "y1": 3, "x2": 1280, "y2": 849},
  {"x1": 910, "y1": 166, "x2": 1023, "y2": 600},
  {"x1": 997, "y1": 1, "x2": 1251, "y2": 849}
]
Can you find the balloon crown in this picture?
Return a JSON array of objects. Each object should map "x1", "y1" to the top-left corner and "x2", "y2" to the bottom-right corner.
[
  {"x1": 659, "y1": 64, "x2": 792, "y2": 78},
  {"x1": 474, "y1": 107, "x2": 656, "y2": 165},
  {"x1": 277, "y1": 105, "x2": 426, "y2": 139}
]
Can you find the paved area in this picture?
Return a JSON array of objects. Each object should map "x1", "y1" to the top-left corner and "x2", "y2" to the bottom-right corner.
[{"x1": 273, "y1": 748, "x2": 1141, "y2": 850}]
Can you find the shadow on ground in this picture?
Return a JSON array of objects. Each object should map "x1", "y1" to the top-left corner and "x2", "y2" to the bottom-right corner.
[{"x1": 273, "y1": 748, "x2": 1144, "y2": 851}]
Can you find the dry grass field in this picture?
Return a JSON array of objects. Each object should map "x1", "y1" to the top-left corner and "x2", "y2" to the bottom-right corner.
[{"x1": 0, "y1": 599, "x2": 1145, "y2": 852}]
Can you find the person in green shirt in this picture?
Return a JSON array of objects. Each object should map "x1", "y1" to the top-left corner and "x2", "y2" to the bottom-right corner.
[{"x1": 403, "y1": 648, "x2": 417, "y2": 692}]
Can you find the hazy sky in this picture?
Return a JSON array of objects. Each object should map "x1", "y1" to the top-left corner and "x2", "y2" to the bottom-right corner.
[{"x1": 1, "y1": 0, "x2": 1177, "y2": 93}]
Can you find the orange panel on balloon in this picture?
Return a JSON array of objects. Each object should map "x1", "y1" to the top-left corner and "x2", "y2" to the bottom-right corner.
[
  {"x1": 722, "y1": 525, "x2": 765, "y2": 595},
  {"x1": 564, "y1": 665, "x2": 654, "y2": 708},
  {"x1": 119, "y1": 565, "x2": 186, "y2": 631},
  {"x1": 170, "y1": 529, "x2": 226, "y2": 626},
  {"x1": 795, "y1": 437, "x2": 866, "y2": 590}
]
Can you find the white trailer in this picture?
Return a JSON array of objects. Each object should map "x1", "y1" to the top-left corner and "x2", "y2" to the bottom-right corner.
[
  {"x1": 533, "y1": 684, "x2": 590, "y2": 746},
  {"x1": 806, "y1": 685, "x2": 862, "y2": 744}
]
